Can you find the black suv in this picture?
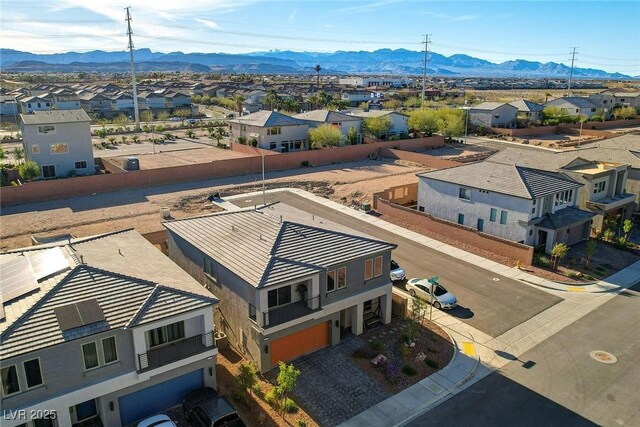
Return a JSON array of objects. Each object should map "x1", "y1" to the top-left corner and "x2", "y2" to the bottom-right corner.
[{"x1": 183, "y1": 387, "x2": 245, "y2": 427}]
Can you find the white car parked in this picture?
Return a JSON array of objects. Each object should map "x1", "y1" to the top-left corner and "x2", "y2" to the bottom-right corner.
[
  {"x1": 137, "y1": 414, "x2": 177, "y2": 427},
  {"x1": 405, "y1": 277, "x2": 457, "y2": 309}
]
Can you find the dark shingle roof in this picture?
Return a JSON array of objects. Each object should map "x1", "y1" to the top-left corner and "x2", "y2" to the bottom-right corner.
[
  {"x1": 164, "y1": 210, "x2": 396, "y2": 288},
  {"x1": 537, "y1": 207, "x2": 596, "y2": 230}
]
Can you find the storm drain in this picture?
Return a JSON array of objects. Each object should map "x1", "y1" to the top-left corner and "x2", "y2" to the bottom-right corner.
[{"x1": 590, "y1": 350, "x2": 618, "y2": 364}]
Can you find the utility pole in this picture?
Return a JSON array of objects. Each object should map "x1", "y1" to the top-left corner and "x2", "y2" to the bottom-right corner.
[
  {"x1": 126, "y1": 6, "x2": 141, "y2": 131},
  {"x1": 421, "y1": 34, "x2": 431, "y2": 107},
  {"x1": 567, "y1": 47, "x2": 578, "y2": 96}
]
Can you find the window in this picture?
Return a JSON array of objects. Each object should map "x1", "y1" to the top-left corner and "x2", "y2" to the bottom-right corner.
[
  {"x1": 203, "y1": 257, "x2": 217, "y2": 283},
  {"x1": 337, "y1": 267, "x2": 346, "y2": 289},
  {"x1": 102, "y1": 337, "x2": 118, "y2": 364},
  {"x1": 457, "y1": 213, "x2": 465, "y2": 225},
  {"x1": 267, "y1": 286, "x2": 291, "y2": 308},
  {"x1": 593, "y1": 181, "x2": 606, "y2": 194},
  {"x1": 1, "y1": 365, "x2": 20, "y2": 396},
  {"x1": 490, "y1": 208, "x2": 497, "y2": 222},
  {"x1": 82, "y1": 342, "x2": 99, "y2": 370},
  {"x1": 240, "y1": 124, "x2": 246, "y2": 132},
  {"x1": 37, "y1": 125, "x2": 55, "y2": 134},
  {"x1": 500, "y1": 210, "x2": 508, "y2": 225},
  {"x1": 418, "y1": 206, "x2": 425, "y2": 212},
  {"x1": 269, "y1": 142, "x2": 277, "y2": 150},
  {"x1": 23, "y1": 359, "x2": 43, "y2": 389},
  {"x1": 555, "y1": 189, "x2": 574, "y2": 206},
  {"x1": 31, "y1": 144, "x2": 40, "y2": 155},
  {"x1": 50, "y1": 143, "x2": 68, "y2": 154},
  {"x1": 531, "y1": 208, "x2": 536, "y2": 214},
  {"x1": 75, "y1": 161, "x2": 88, "y2": 169},
  {"x1": 327, "y1": 270, "x2": 336, "y2": 292},
  {"x1": 374, "y1": 256, "x2": 383, "y2": 278},
  {"x1": 42, "y1": 165, "x2": 55, "y2": 178},
  {"x1": 458, "y1": 188, "x2": 471, "y2": 200},
  {"x1": 267, "y1": 127, "x2": 281, "y2": 135},
  {"x1": 148, "y1": 321, "x2": 185, "y2": 348},
  {"x1": 364, "y1": 259, "x2": 373, "y2": 280}
]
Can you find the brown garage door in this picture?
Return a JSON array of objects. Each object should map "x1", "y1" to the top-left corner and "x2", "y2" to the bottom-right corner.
[{"x1": 270, "y1": 322, "x2": 330, "y2": 366}]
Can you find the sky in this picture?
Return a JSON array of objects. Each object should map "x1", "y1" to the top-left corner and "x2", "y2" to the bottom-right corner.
[{"x1": 1, "y1": 0, "x2": 639, "y2": 75}]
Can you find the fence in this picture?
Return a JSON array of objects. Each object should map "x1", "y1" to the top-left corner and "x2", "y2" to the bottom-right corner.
[
  {"x1": 379, "y1": 148, "x2": 462, "y2": 169},
  {"x1": 374, "y1": 196, "x2": 534, "y2": 266},
  {"x1": 488, "y1": 117, "x2": 640, "y2": 137},
  {"x1": 372, "y1": 183, "x2": 418, "y2": 209}
]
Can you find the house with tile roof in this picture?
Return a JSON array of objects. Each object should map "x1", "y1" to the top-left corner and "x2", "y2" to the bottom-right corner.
[
  {"x1": 417, "y1": 162, "x2": 594, "y2": 253},
  {"x1": 293, "y1": 109, "x2": 363, "y2": 141},
  {"x1": 348, "y1": 110, "x2": 409, "y2": 137},
  {"x1": 228, "y1": 110, "x2": 309, "y2": 152},
  {"x1": 468, "y1": 102, "x2": 519, "y2": 128},
  {"x1": 0, "y1": 230, "x2": 219, "y2": 427},
  {"x1": 164, "y1": 209, "x2": 397, "y2": 373},
  {"x1": 544, "y1": 96, "x2": 600, "y2": 118},
  {"x1": 509, "y1": 99, "x2": 544, "y2": 123}
]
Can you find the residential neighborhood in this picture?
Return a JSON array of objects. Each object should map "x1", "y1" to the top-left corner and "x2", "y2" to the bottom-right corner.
[{"x1": 1, "y1": 2, "x2": 639, "y2": 427}]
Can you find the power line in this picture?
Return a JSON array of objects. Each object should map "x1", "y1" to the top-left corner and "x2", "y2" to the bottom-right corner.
[
  {"x1": 421, "y1": 34, "x2": 431, "y2": 107},
  {"x1": 567, "y1": 47, "x2": 578, "y2": 95},
  {"x1": 125, "y1": 6, "x2": 140, "y2": 131}
]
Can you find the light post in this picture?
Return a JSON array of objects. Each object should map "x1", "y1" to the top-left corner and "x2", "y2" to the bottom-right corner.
[
  {"x1": 261, "y1": 152, "x2": 266, "y2": 207},
  {"x1": 463, "y1": 101, "x2": 470, "y2": 145}
]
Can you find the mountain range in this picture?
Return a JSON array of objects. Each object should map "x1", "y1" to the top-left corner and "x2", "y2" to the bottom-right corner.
[{"x1": 0, "y1": 48, "x2": 633, "y2": 79}]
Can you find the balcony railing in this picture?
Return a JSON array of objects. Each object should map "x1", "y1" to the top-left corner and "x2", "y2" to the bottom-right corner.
[
  {"x1": 586, "y1": 193, "x2": 636, "y2": 212},
  {"x1": 264, "y1": 295, "x2": 321, "y2": 328},
  {"x1": 138, "y1": 331, "x2": 215, "y2": 373}
]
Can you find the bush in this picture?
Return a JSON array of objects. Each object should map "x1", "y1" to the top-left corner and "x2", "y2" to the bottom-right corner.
[
  {"x1": 567, "y1": 271, "x2": 581, "y2": 279},
  {"x1": 426, "y1": 359, "x2": 439, "y2": 369},
  {"x1": 534, "y1": 254, "x2": 552, "y2": 269},
  {"x1": 297, "y1": 420, "x2": 307, "y2": 427},
  {"x1": 248, "y1": 137, "x2": 258, "y2": 147},
  {"x1": 401, "y1": 365, "x2": 417, "y2": 376},
  {"x1": 282, "y1": 398, "x2": 298, "y2": 414},
  {"x1": 399, "y1": 345, "x2": 409, "y2": 358},
  {"x1": 371, "y1": 339, "x2": 384, "y2": 351},
  {"x1": 18, "y1": 161, "x2": 41, "y2": 181},
  {"x1": 251, "y1": 383, "x2": 264, "y2": 399},
  {"x1": 301, "y1": 160, "x2": 310, "y2": 167},
  {"x1": 264, "y1": 388, "x2": 278, "y2": 406}
]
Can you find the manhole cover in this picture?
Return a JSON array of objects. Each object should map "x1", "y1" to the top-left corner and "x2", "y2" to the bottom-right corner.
[{"x1": 590, "y1": 351, "x2": 618, "y2": 364}]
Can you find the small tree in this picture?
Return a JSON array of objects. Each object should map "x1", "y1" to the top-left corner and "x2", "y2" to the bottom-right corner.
[
  {"x1": 0, "y1": 147, "x2": 6, "y2": 161},
  {"x1": 276, "y1": 361, "x2": 300, "y2": 414},
  {"x1": 157, "y1": 111, "x2": 170, "y2": 121},
  {"x1": 612, "y1": 106, "x2": 636, "y2": 120},
  {"x1": 406, "y1": 294, "x2": 427, "y2": 342},
  {"x1": 408, "y1": 109, "x2": 438, "y2": 135},
  {"x1": 309, "y1": 124, "x2": 341, "y2": 149},
  {"x1": 141, "y1": 110, "x2": 154, "y2": 123},
  {"x1": 235, "y1": 362, "x2": 258, "y2": 402},
  {"x1": 584, "y1": 239, "x2": 597, "y2": 268},
  {"x1": 18, "y1": 160, "x2": 40, "y2": 181},
  {"x1": 362, "y1": 116, "x2": 392, "y2": 139},
  {"x1": 175, "y1": 108, "x2": 191, "y2": 119},
  {"x1": 185, "y1": 129, "x2": 196, "y2": 138},
  {"x1": 346, "y1": 126, "x2": 358, "y2": 145},
  {"x1": 13, "y1": 147, "x2": 25, "y2": 164},
  {"x1": 620, "y1": 219, "x2": 633, "y2": 244},
  {"x1": 131, "y1": 135, "x2": 140, "y2": 143},
  {"x1": 550, "y1": 243, "x2": 569, "y2": 271}
]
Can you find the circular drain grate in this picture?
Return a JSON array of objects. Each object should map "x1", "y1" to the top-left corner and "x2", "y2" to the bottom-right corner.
[{"x1": 590, "y1": 350, "x2": 618, "y2": 364}]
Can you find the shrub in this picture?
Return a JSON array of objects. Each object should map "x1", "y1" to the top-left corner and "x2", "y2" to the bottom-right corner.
[
  {"x1": 426, "y1": 359, "x2": 439, "y2": 369},
  {"x1": 567, "y1": 271, "x2": 581, "y2": 279},
  {"x1": 534, "y1": 254, "x2": 552, "y2": 269},
  {"x1": 237, "y1": 136, "x2": 247, "y2": 145},
  {"x1": 248, "y1": 137, "x2": 258, "y2": 147},
  {"x1": 18, "y1": 161, "x2": 40, "y2": 181},
  {"x1": 402, "y1": 365, "x2": 417, "y2": 376},
  {"x1": 297, "y1": 420, "x2": 307, "y2": 427},
  {"x1": 264, "y1": 388, "x2": 278, "y2": 406},
  {"x1": 399, "y1": 345, "x2": 409, "y2": 358},
  {"x1": 282, "y1": 398, "x2": 298, "y2": 414},
  {"x1": 251, "y1": 383, "x2": 264, "y2": 399},
  {"x1": 301, "y1": 160, "x2": 310, "y2": 167},
  {"x1": 371, "y1": 339, "x2": 383, "y2": 351}
]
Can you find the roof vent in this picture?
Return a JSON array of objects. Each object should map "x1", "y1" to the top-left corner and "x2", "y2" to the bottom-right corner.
[
  {"x1": 280, "y1": 215, "x2": 283, "y2": 223},
  {"x1": 259, "y1": 234, "x2": 263, "y2": 241},
  {"x1": 232, "y1": 225, "x2": 235, "y2": 231}
]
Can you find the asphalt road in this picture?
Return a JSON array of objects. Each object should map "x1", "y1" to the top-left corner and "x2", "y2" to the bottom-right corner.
[
  {"x1": 231, "y1": 191, "x2": 562, "y2": 338},
  {"x1": 408, "y1": 283, "x2": 640, "y2": 427}
]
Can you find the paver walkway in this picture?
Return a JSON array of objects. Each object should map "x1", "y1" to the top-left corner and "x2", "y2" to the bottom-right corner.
[{"x1": 289, "y1": 334, "x2": 391, "y2": 427}]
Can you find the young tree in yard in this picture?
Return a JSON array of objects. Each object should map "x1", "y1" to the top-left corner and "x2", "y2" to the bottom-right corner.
[
  {"x1": 264, "y1": 90, "x2": 282, "y2": 111},
  {"x1": 362, "y1": 116, "x2": 392, "y2": 139},
  {"x1": 435, "y1": 108, "x2": 465, "y2": 137},
  {"x1": 406, "y1": 294, "x2": 428, "y2": 341},
  {"x1": 175, "y1": 108, "x2": 191, "y2": 119},
  {"x1": 309, "y1": 124, "x2": 342, "y2": 148},
  {"x1": 131, "y1": 135, "x2": 140, "y2": 143},
  {"x1": 212, "y1": 127, "x2": 226, "y2": 145},
  {"x1": 18, "y1": 160, "x2": 40, "y2": 181},
  {"x1": 612, "y1": 106, "x2": 636, "y2": 120},
  {"x1": 276, "y1": 361, "x2": 300, "y2": 414},
  {"x1": 157, "y1": 111, "x2": 170, "y2": 122},
  {"x1": 346, "y1": 126, "x2": 358, "y2": 145},
  {"x1": 621, "y1": 219, "x2": 633, "y2": 244},
  {"x1": 408, "y1": 109, "x2": 438, "y2": 135},
  {"x1": 185, "y1": 129, "x2": 196, "y2": 139},
  {"x1": 235, "y1": 362, "x2": 258, "y2": 402},
  {"x1": 551, "y1": 243, "x2": 569, "y2": 271},
  {"x1": 0, "y1": 147, "x2": 6, "y2": 161},
  {"x1": 542, "y1": 106, "x2": 576, "y2": 125},
  {"x1": 141, "y1": 110, "x2": 154, "y2": 123},
  {"x1": 233, "y1": 95, "x2": 245, "y2": 116},
  {"x1": 317, "y1": 91, "x2": 334, "y2": 109},
  {"x1": 12, "y1": 147, "x2": 24, "y2": 164},
  {"x1": 583, "y1": 239, "x2": 597, "y2": 268}
]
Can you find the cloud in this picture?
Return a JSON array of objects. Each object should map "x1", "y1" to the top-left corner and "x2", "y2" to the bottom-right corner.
[
  {"x1": 337, "y1": 0, "x2": 404, "y2": 14},
  {"x1": 452, "y1": 14, "x2": 479, "y2": 22},
  {"x1": 195, "y1": 18, "x2": 219, "y2": 29}
]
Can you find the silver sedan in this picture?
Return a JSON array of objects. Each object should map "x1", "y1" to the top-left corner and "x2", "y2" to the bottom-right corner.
[{"x1": 405, "y1": 277, "x2": 457, "y2": 309}]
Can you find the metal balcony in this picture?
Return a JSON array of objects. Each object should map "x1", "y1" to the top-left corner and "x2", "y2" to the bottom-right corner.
[{"x1": 138, "y1": 331, "x2": 215, "y2": 373}]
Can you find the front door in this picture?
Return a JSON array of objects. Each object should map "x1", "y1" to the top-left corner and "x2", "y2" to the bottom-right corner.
[
  {"x1": 42, "y1": 165, "x2": 56, "y2": 178},
  {"x1": 477, "y1": 218, "x2": 484, "y2": 232},
  {"x1": 74, "y1": 399, "x2": 97, "y2": 423},
  {"x1": 537, "y1": 230, "x2": 548, "y2": 250}
]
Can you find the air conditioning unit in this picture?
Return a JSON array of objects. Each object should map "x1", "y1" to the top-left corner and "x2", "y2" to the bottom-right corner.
[{"x1": 123, "y1": 157, "x2": 139, "y2": 171}]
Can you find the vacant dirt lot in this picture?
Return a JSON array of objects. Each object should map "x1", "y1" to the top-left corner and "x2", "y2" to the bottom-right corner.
[
  {"x1": 1, "y1": 159, "x2": 428, "y2": 250},
  {"x1": 111, "y1": 146, "x2": 250, "y2": 169}
]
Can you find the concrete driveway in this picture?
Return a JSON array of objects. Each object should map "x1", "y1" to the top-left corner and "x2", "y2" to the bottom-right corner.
[{"x1": 285, "y1": 334, "x2": 391, "y2": 427}]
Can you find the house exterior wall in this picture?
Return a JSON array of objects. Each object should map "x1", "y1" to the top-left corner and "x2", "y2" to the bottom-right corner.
[
  {"x1": 19, "y1": 99, "x2": 52, "y2": 113},
  {"x1": 0, "y1": 99, "x2": 18, "y2": 118},
  {"x1": 470, "y1": 105, "x2": 517, "y2": 128},
  {"x1": 229, "y1": 122, "x2": 309, "y2": 151},
  {"x1": 21, "y1": 119, "x2": 95, "y2": 178},
  {"x1": 113, "y1": 98, "x2": 134, "y2": 111},
  {"x1": 385, "y1": 113, "x2": 409, "y2": 135},
  {"x1": 545, "y1": 100, "x2": 598, "y2": 118},
  {"x1": 53, "y1": 100, "x2": 81, "y2": 110}
]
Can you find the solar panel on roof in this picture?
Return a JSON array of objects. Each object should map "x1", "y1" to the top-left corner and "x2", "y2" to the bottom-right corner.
[
  {"x1": 0, "y1": 257, "x2": 39, "y2": 303},
  {"x1": 55, "y1": 299, "x2": 105, "y2": 331},
  {"x1": 28, "y1": 247, "x2": 70, "y2": 280}
]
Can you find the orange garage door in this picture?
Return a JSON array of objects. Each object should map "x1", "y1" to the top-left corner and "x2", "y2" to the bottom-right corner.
[{"x1": 270, "y1": 322, "x2": 330, "y2": 366}]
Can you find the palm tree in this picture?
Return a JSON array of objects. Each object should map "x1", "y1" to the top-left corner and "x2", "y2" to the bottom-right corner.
[
  {"x1": 264, "y1": 89, "x2": 282, "y2": 111},
  {"x1": 232, "y1": 95, "x2": 245, "y2": 117},
  {"x1": 314, "y1": 64, "x2": 321, "y2": 87}
]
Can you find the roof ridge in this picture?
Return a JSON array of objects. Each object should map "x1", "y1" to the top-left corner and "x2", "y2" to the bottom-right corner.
[
  {"x1": 280, "y1": 221, "x2": 397, "y2": 249},
  {"x1": 126, "y1": 284, "x2": 162, "y2": 328}
]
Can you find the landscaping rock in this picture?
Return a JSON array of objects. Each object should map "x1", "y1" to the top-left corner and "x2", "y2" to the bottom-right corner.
[{"x1": 371, "y1": 354, "x2": 387, "y2": 366}]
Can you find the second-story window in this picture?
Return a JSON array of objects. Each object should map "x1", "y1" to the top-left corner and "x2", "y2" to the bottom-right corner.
[
  {"x1": 500, "y1": 210, "x2": 508, "y2": 225},
  {"x1": 82, "y1": 342, "x2": 99, "y2": 370},
  {"x1": 555, "y1": 190, "x2": 573, "y2": 206},
  {"x1": 365, "y1": 259, "x2": 373, "y2": 280},
  {"x1": 204, "y1": 257, "x2": 217, "y2": 284},
  {"x1": 593, "y1": 181, "x2": 606, "y2": 194},
  {"x1": 50, "y1": 143, "x2": 68, "y2": 154},
  {"x1": 268, "y1": 286, "x2": 291, "y2": 308},
  {"x1": 102, "y1": 337, "x2": 118, "y2": 364},
  {"x1": 459, "y1": 188, "x2": 471, "y2": 201},
  {"x1": 23, "y1": 359, "x2": 43, "y2": 389},
  {"x1": 327, "y1": 270, "x2": 336, "y2": 291},
  {"x1": 374, "y1": 256, "x2": 383, "y2": 278},
  {"x1": 267, "y1": 127, "x2": 281, "y2": 135},
  {"x1": 37, "y1": 125, "x2": 56, "y2": 134},
  {"x1": 148, "y1": 321, "x2": 185, "y2": 348},
  {"x1": 1, "y1": 365, "x2": 20, "y2": 396}
]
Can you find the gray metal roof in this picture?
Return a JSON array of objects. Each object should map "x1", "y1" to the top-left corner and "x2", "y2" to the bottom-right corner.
[
  {"x1": 418, "y1": 162, "x2": 581, "y2": 199},
  {"x1": 228, "y1": 110, "x2": 308, "y2": 127},
  {"x1": 293, "y1": 110, "x2": 361, "y2": 123},
  {"x1": 0, "y1": 230, "x2": 218, "y2": 360},
  {"x1": 164, "y1": 210, "x2": 396, "y2": 288},
  {"x1": 509, "y1": 99, "x2": 544, "y2": 112},
  {"x1": 20, "y1": 109, "x2": 90, "y2": 125},
  {"x1": 536, "y1": 207, "x2": 595, "y2": 230}
]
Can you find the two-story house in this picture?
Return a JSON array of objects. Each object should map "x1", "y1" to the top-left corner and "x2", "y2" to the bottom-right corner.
[
  {"x1": 164, "y1": 209, "x2": 397, "y2": 373},
  {"x1": 228, "y1": 110, "x2": 310, "y2": 152},
  {"x1": 487, "y1": 147, "x2": 637, "y2": 231},
  {"x1": 20, "y1": 109, "x2": 95, "y2": 178},
  {"x1": 543, "y1": 97, "x2": 599, "y2": 118},
  {"x1": 110, "y1": 93, "x2": 135, "y2": 113},
  {"x1": 293, "y1": 109, "x2": 363, "y2": 142},
  {"x1": 349, "y1": 110, "x2": 409, "y2": 138},
  {"x1": 417, "y1": 162, "x2": 594, "y2": 253},
  {"x1": 468, "y1": 102, "x2": 519, "y2": 128},
  {"x1": 0, "y1": 230, "x2": 219, "y2": 427},
  {"x1": 17, "y1": 96, "x2": 52, "y2": 113},
  {"x1": 509, "y1": 99, "x2": 544, "y2": 124}
]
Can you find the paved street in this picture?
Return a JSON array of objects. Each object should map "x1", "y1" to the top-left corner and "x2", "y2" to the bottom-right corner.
[
  {"x1": 230, "y1": 191, "x2": 563, "y2": 338},
  {"x1": 408, "y1": 283, "x2": 640, "y2": 427}
]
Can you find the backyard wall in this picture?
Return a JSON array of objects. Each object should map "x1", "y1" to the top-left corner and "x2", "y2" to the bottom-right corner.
[
  {"x1": 379, "y1": 148, "x2": 462, "y2": 169},
  {"x1": 489, "y1": 118, "x2": 640, "y2": 136},
  {"x1": 373, "y1": 183, "x2": 419, "y2": 208},
  {"x1": 375, "y1": 197, "x2": 534, "y2": 266},
  {"x1": 0, "y1": 136, "x2": 444, "y2": 207}
]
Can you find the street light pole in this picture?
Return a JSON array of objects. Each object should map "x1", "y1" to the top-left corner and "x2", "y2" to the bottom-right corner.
[
  {"x1": 463, "y1": 101, "x2": 470, "y2": 145},
  {"x1": 262, "y1": 153, "x2": 266, "y2": 206}
]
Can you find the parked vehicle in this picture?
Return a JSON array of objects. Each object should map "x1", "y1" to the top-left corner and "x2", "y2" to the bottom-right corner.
[
  {"x1": 390, "y1": 259, "x2": 406, "y2": 282},
  {"x1": 136, "y1": 414, "x2": 177, "y2": 427},
  {"x1": 186, "y1": 118, "x2": 199, "y2": 125},
  {"x1": 405, "y1": 277, "x2": 457, "y2": 309},
  {"x1": 183, "y1": 387, "x2": 245, "y2": 427},
  {"x1": 169, "y1": 117, "x2": 181, "y2": 122}
]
